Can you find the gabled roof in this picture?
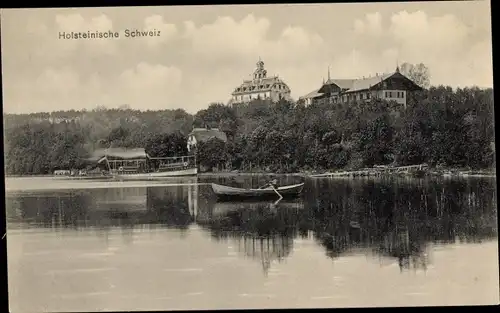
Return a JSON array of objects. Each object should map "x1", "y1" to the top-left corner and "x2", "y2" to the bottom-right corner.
[
  {"x1": 306, "y1": 70, "x2": 423, "y2": 99},
  {"x1": 189, "y1": 128, "x2": 228, "y2": 143},
  {"x1": 347, "y1": 73, "x2": 393, "y2": 93},
  {"x1": 324, "y1": 78, "x2": 356, "y2": 90},
  {"x1": 299, "y1": 88, "x2": 323, "y2": 100}
]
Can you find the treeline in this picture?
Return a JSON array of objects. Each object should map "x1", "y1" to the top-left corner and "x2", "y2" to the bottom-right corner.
[
  {"x1": 4, "y1": 107, "x2": 193, "y2": 175},
  {"x1": 3, "y1": 85, "x2": 495, "y2": 175},
  {"x1": 194, "y1": 86, "x2": 495, "y2": 172}
]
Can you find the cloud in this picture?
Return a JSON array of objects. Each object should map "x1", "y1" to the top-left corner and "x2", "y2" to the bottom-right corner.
[
  {"x1": 178, "y1": 14, "x2": 329, "y2": 102},
  {"x1": 462, "y1": 40, "x2": 493, "y2": 88},
  {"x1": 141, "y1": 15, "x2": 178, "y2": 47},
  {"x1": 386, "y1": 10, "x2": 490, "y2": 87},
  {"x1": 26, "y1": 13, "x2": 118, "y2": 58},
  {"x1": 183, "y1": 15, "x2": 271, "y2": 57},
  {"x1": 183, "y1": 14, "x2": 326, "y2": 65},
  {"x1": 4, "y1": 63, "x2": 184, "y2": 113},
  {"x1": 354, "y1": 12, "x2": 383, "y2": 36},
  {"x1": 5, "y1": 67, "x2": 82, "y2": 113},
  {"x1": 390, "y1": 11, "x2": 469, "y2": 57},
  {"x1": 117, "y1": 62, "x2": 183, "y2": 109},
  {"x1": 340, "y1": 9, "x2": 492, "y2": 88}
]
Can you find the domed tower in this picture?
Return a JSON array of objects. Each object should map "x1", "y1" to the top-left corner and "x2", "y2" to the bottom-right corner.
[
  {"x1": 253, "y1": 57, "x2": 267, "y2": 80},
  {"x1": 230, "y1": 57, "x2": 292, "y2": 105}
]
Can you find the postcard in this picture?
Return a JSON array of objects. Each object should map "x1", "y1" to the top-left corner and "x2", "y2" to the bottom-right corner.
[{"x1": 2, "y1": 2, "x2": 497, "y2": 312}]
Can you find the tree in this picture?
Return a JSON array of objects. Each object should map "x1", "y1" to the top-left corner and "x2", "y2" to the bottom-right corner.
[
  {"x1": 145, "y1": 132, "x2": 188, "y2": 158},
  {"x1": 197, "y1": 138, "x2": 227, "y2": 171},
  {"x1": 400, "y1": 62, "x2": 431, "y2": 88}
]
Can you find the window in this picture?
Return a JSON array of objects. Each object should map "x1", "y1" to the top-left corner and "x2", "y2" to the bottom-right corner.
[
  {"x1": 367, "y1": 92, "x2": 371, "y2": 99},
  {"x1": 385, "y1": 92, "x2": 388, "y2": 98}
]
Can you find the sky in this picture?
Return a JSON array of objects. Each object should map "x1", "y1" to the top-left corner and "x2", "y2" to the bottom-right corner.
[{"x1": 1, "y1": 1, "x2": 493, "y2": 114}]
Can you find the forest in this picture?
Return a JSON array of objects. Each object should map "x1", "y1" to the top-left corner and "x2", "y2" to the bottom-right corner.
[{"x1": 3, "y1": 84, "x2": 495, "y2": 175}]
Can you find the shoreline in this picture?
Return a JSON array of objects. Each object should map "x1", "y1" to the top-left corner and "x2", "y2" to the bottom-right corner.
[{"x1": 5, "y1": 168, "x2": 497, "y2": 179}]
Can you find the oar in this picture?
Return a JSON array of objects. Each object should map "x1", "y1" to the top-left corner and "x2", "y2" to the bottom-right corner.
[{"x1": 271, "y1": 185, "x2": 283, "y2": 202}]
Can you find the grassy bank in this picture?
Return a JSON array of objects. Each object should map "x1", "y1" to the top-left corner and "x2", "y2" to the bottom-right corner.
[
  {"x1": 6, "y1": 167, "x2": 496, "y2": 179},
  {"x1": 198, "y1": 167, "x2": 496, "y2": 178}
]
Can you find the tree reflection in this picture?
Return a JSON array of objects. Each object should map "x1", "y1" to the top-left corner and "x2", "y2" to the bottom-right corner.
[
  {"x1": 304, "y1": 177, "x2": 497, "y2": 270},
  {"x1": 5, "y1": 185, "x2": 198, "y2": 236},
  {"x1": 5, "y1": 177, "x2": 497, "y2": 273},
  {"x1": 197, "y1": 201, "x2": 302, "y2": 274}
]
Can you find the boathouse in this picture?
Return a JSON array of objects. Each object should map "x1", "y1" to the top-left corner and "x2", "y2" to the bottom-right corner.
[{"x1": 90, "y1": 148, "x2": 150, "y2": 173}]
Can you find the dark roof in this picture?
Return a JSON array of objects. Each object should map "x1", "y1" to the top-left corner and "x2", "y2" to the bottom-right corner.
[
  {"x1": 324, "y1": 78, "x2": 357, "y2": 89},
  {"x1": 189, "y1": 128, "x2": 228, "y2": 143},
  {"x1": 322, "y1": 74, "x2": 392, "y2": 92},
  {"x1": 89, "y1": 148, "x2": 150, "y2": 162},
  {"x1": 303, "y1": 70, "x2": 422, "y2": 98}
]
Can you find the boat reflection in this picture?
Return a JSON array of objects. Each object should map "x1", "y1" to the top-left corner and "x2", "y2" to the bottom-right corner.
[{"x1": 197, "y1": 200, "x2": 303, "y2": 275}]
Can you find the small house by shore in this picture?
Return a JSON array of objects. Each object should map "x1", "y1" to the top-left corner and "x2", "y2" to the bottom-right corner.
[{"x1": 187, "y1": 127, "x2": 228, "y2": 152}]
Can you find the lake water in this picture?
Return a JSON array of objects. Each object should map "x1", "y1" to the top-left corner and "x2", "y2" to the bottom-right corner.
[{"x1": 5, "y1": 175, "x2": 499, "y2": 311}]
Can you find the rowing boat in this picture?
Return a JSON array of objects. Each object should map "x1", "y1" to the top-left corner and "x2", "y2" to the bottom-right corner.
[{"x1": 211, "y1": 182, "x2": 305, "y2": 200}]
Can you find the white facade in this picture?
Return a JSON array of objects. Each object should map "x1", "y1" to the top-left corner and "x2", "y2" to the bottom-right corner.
[
  {"x1": 231, "y1": 59, "x2": 292, "y2": 104},
  {"x1": 187, "y1": 135, "x2": 197, "y2": 152},
  {"x1": 379, "y1": 90, "x2": 406, "y2": 105}
]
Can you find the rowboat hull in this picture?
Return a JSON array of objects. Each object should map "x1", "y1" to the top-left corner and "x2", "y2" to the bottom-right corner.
[
  {"x1": 114, "y1": 167, "x2": 198, "y2": 180},
  {"x1": 211, "y1": 182, "x2": 305, "y2": 200}
]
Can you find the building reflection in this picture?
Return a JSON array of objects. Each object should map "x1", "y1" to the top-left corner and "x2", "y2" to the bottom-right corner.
[
  {"x1": 196, "y1": 201, "x2": 303, "y2": 274},
  {"x1": 5, "y1": 183, "x2": 199, "y2": 231}
]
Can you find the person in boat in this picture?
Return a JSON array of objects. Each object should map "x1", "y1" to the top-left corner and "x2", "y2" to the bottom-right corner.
[{"x1": 259, "y1": 178, "x2": 279, "y2": 189}]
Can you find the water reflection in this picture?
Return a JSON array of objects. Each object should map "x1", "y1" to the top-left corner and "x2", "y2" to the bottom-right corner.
[
  {"x1": 306, "y1": 177, "x2": 497, "y2": 271},
  {"x1": 201, "y1": 201, "x2": 300, "y2": 275},
  {"x1": 5, "y1": 176, "x2": 497, "y2": 275}
]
